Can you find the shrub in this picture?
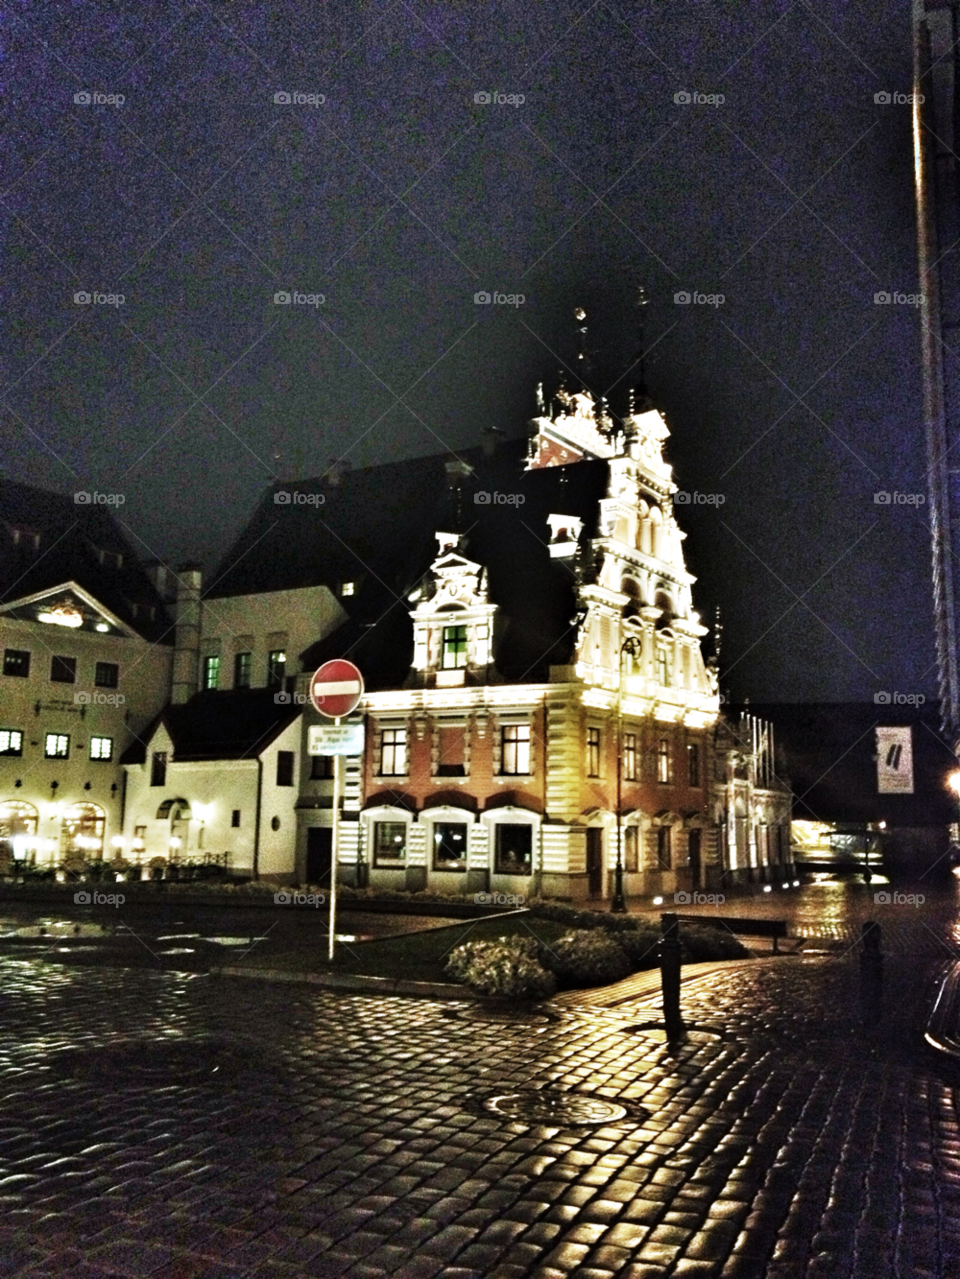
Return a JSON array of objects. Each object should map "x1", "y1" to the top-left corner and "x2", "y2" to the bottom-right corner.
[
  {"x1": 680, "y1": 924, "x2": 748, "y2": 961},
  {"x1": 617, "y1": 926, "x2": 663, "y2": 970},
  {"x1": 541, "y1": 929, "x2": 631, "y2": 989},
  {"x1": 444, "y1": 935, "x2": 555, "y2": 1000}
]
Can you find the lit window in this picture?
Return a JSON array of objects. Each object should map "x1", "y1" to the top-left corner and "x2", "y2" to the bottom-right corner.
[
  {"x1": 657, "y1": 738, "x2": 672, "y2": 784},
  {"x1": 657, "y1": 649, "x2": 669, "y2": 685},
  {"x1": 687, "y1": 743, "x2": 701, "y2": 788},
  {"x1": 95, "y1": 662, "x2": 119, "y2": 688},
  {"x1": 441, "y1": 624, "x2": 468, "y2": 670},
  {"x1": 380, "y1": 728, "x2": 406, "y2": 776},
  {"x1": 89, "y1": 736, "x2": 113, "y2": 761},
  {"x1": 373, "y1": 821, "x2": 406, "y2": 867},
  {"x1": 494, "y1": 823, "x2": 532, "y2": 874},
  {"x1": 267, "y1": 650, "x2": 286, "y2": 689},
  {"x1": 623, "y1": 732, "x2": 638, "y2": 781},
  {"x1": 234, "y1": 651, "x2": 252, "y2": 689},
  {"x1": 0, "y1": 729, "x2": 23, "y2": 757},
  {"x1": 341, "y1": 581, "x2": 355, "y2": 597},
  {"x1": 50, "y1": 656, "x2": 76, "y2": 684},
  {"x1": 433, "y1": 822, "x2": 467, "y2": 870},
  {"x1": 203, "y1": 655, "x2": 220, "y2": 690},
  {"x1": 45, "y1": 733, "x2": 70, "y2": 759},
  {"x1": 2, "y1": 649, "x2": 30, "y2": 678},
  {"x1": 587, "y1": 727, "x2": 601, "y2": 777},
  {"x1": 501, "y1": 724, "x2": 530, "y2": 775}
]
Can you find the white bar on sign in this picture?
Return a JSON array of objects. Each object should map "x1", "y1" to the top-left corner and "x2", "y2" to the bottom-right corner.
[{"x1": 312, "y1": 680, "x2": 362, "y2": 695}]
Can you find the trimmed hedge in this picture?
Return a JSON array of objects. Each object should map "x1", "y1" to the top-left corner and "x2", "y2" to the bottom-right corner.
[
  {"x1": 541, "y1": 929, "x2": 632, "y2": 989},
  {"x1": 444, "y1": 935, "x2": 556, "y2": 1000}
]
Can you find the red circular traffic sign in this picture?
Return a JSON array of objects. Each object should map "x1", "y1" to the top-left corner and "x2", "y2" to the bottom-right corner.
[{"x1": 310, "y1": 659, "x2": 364, "y2": 718}]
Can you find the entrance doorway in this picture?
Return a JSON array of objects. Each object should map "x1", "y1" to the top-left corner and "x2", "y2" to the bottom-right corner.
[
  {"x1": 306, "y1": 827, "x2": 332, "y2": 887},
  {"x1": 586, "y1": 828, "x2": 603, "y2": 897}
]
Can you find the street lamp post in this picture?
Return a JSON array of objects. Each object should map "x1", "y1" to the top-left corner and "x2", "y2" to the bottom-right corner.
[{"x1": 613, "y1": 635, "x2": 641, "y2": 914}]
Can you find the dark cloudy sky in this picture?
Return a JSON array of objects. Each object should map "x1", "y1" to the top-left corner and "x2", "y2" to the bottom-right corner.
[{"x1": 0, "y1": 0, "x2": 928, "y2": 703}]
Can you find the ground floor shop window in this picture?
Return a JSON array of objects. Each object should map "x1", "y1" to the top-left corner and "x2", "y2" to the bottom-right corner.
[
  {"x1": 373, "y1": 821, "x2": 407, "y2": 867},
  {"x1": 657, "y1": 825, "x2": 672, "y2": 869},
  {"x1": 432, "y1": 821, "x2": 467, "y2": 870},
  {"x1": 494, "y1": 823, "x2": 533, "y2": 875},
  {"x1": 624, "y1": 826, "x2": 639, "y2": 872}
]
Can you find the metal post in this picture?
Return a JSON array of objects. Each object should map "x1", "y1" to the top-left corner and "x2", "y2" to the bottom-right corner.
[
  {"x1": 660, "y1": 911, "x2": 685, "y2": 1040},
  {"x1": 328, "y1": 718, "x2": 341, "y2": 963}
]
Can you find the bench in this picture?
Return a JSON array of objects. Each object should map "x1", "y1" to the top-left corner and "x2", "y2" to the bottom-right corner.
[{"x1": 672, "y1": 913, "x2": 789, "y2": 954}]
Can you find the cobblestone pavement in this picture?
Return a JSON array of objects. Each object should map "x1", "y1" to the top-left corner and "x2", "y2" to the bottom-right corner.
[{"x1": 1, "y1": 885, "x2": 960, "y2": 1277}]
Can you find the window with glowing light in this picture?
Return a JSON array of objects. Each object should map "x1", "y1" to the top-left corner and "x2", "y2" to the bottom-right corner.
[
  {"x1": 433, "y1": 821, "x2": 467, "y2": 870},
  {"x1": 379, "y1": 728, "x2": 406, "y2": 776},
  {"x1": 441, "y1": 624, "x2": 468, "y2": 670},
  {"x1": 657, "y1": 738, "x2": 673, "y2": 784},
  {"x1": 202, "y1": 655, "x2": 220, "y2": 690},
  {"x1": 267, "y1": 650, "x2": 286, "y2": 688},
  {"x1": 89, "y1": 736, "x2": 113, "y2": 761},
  {"x1": 3, "y1": 650, "x2": 30, "y2": 678},
  {"x1": 587, "y1": 727, "x2": 601, "y2": 777},
  {"x1": 45, "y1": 733, "x2": 69, "y2": 759},
  {"x1": 623, "y1": 732, "x2": 638, "y2": 781},
  {"x1": 501, "y1": 724, "x2": 530, "y2": 775},
  {"x1": 0, "y1": 729, "x2": 23, "y2": 757},
  {"x1": 373, "y1": 821, "x2": 406, "y2": 867}
]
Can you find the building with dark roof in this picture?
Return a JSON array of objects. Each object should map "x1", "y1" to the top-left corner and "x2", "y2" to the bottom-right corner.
[
  {"x1": 0, "y1": 481, "x2": 174, "y2": 871},
  {"x1": 128, "y1": 363, "x2": 789, "y2": 895}
]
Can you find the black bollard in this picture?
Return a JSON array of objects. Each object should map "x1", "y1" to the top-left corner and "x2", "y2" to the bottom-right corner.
[
  {"x1": 859, "y1": 920, "x2": 883, "y2": 1027},
  {"x1": 660, "y1": 912, "x2": 686, "y2": 1041}
]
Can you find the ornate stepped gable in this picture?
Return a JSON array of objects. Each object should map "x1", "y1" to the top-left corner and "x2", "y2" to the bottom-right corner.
[{"x1": 529, "y1": 376, "x2": 717, "y2": 709}]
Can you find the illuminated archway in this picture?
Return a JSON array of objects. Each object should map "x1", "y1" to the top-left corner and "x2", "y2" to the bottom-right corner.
[{"x1": 61, "y1": 802, "x2": 105, "y2": 859}]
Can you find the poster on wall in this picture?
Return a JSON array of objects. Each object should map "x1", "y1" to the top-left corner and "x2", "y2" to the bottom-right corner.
[{"x1": 876, "y1": 726, "x2": 914, "y2": 794}]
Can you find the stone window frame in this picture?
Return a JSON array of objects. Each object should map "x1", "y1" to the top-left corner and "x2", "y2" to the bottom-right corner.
[{"x1": 482, "y1": 806, "x2": 541, "y2": 878}]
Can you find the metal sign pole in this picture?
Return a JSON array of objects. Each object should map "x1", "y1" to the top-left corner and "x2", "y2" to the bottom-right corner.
[{"x1": 328, "y1": 716, "x2": 341, "y2": 963}]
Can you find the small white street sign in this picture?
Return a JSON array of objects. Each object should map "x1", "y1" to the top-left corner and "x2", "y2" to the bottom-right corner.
[{"x1": 308, "y1": 722, "x2": 364, "y2": 756}]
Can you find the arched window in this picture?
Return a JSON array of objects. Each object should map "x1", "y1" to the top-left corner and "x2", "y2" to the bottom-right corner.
[
  {"x1": 61, "y1": 802, "x2": 105, "y2": 859},
  {"x1": 0, "y1": 801, "x2": 39, "y2": 864}
]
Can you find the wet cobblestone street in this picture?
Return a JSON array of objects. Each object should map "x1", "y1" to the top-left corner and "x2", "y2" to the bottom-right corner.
[{"x1": 1, "y1": 882, "x2": 959, "y2": 1277}]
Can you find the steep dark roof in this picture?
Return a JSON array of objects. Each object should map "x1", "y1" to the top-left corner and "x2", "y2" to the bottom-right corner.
[
  {"x1": 0, "y1": 477, "x2": 173, "y2": 643},
  {"x1": 210, "y1": 440, "x2": 611, "y2": 687},
  {"x1": 731, "y1": 702, "x2": 955, "y2": 827},
  {"x1": 121, "y1": 689, "x2": 301, "y2": 764}
]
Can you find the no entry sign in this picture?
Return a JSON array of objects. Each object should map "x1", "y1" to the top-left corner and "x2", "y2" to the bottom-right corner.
[{"x1": 310, "y1": 659, "x2": 364, "y2": 718}]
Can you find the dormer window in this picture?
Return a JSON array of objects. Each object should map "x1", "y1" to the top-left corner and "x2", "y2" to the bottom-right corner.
[
  {"x1": 441, "y1": 624, "x2": 468, "y2": 670},
  {"x1": 340, "y1": 581, "x2": 355, "y2": 597}
]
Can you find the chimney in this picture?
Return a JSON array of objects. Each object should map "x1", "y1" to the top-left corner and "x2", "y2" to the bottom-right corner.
[
  {"x1": 143, "y1": 561, "x2": 176, "y2": 603},
  {"x1": 481, "y1": 427, "x2": 504, "y2": 457},
  {"x1": 171, "y1": 564, "x2": 202, "y2": 705}
]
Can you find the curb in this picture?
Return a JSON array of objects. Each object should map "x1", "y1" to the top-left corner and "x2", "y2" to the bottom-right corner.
[
  {"x1": 925, "y1": 962, "x2": 960, "y2": 1059},
  {"x1": 213, "y1": 965, "x2": 468, "y2": 1000}
]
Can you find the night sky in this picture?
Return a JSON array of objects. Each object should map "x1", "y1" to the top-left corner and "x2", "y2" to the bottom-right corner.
[{"x1": 0, "y1": 1, "x2": 928, "y2": 704}]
